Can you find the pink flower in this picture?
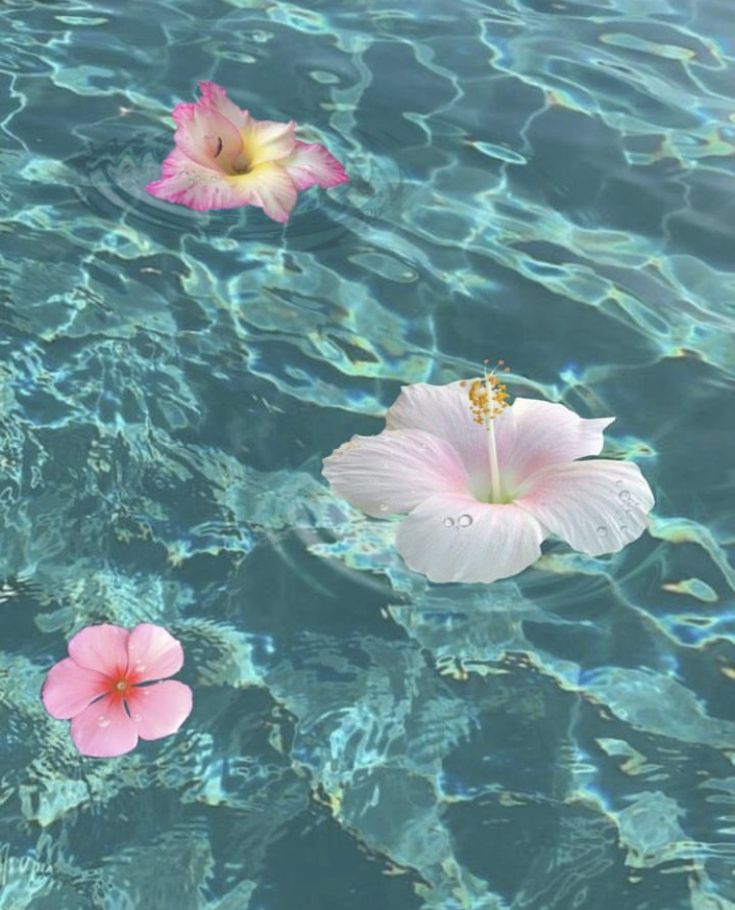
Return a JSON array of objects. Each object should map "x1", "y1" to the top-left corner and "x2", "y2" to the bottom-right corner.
[
  {"x1": 146, "y1": 81, "x2": 348, "y2": 221},
  {"x1": 41, "y1": 623, "x2": 193, "y2": 758},
  {"x1": 322, "y1": 374, "x2": 655, "y2": 584}
]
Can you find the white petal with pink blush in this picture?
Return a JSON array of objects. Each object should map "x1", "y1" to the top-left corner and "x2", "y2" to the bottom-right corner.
[
  {"x1": 322, "y1": 373, "x2": 655, "y2": 584},
  {"x1": 147, "y1": 81, "x2": 347, "y2": 221}
]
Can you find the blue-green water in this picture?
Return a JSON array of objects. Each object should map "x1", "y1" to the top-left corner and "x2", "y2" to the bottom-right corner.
[{"x1": 1, "y1": 0, "x2": 734, "y2": 908}]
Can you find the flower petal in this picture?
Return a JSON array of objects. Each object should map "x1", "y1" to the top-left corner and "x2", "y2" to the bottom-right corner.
[
  {"x1": 197, "y1": 80, "x2": 250, "y2": 129},
  {"x1": 395, "y1": 493, "x2": 544, "y2": 584},
  {"x1": 323, "y1": 428, "x2": 471, "y2": 518},
  {"x1": 386, "y1": 383, "x2": 615, "y2": 499},
  {"x1": 41, "y1": 658, "x2": 109, "y2": 720},
  {"x1": 67, "y1": 624, "x2": 129, "y2": 676},
  {"x1": 127, "y1": 681, "x2": 193, "y2": 741},
  {"x1": 385, "y1": 380, "x2": 491, "y2": 486},
  {"x1": 171, "y1": 100, "x2": 243, "y2": 169},
  {"x1": 241, "y1": 118, "x2": 296, "y2": 167},
  {"x1": 281, "y1": 141, "x2": 349, "y2": 191},
  {"x1": 515, "y1": 460, "x2": 654, "y2": 556},
  {"x1": 493, "y1": 398, "x2": 614, "y2": 490},
  {"x1": 126, "y1": 624, "x2": 184, "y2": 683},
  {"x1": 231, "y1": 162, "x2": 298, "y2": 222},
  {"x1": 70, "y1": 695, "x2": 139, "y2": 758},
  {"x1": 145, "y1": 149, "x2": 263, "y2": 212}
]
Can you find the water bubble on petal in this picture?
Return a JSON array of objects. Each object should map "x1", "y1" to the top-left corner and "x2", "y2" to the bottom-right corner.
[
  {"x1": 457, "y1": 514, "x2": 473, "y2": 527},
  {"x1": 443, "y1": 517, "x2": 455, "y2": 528},
  {"x1": 97, "y1": 715, "x2": 111, "y2": 728},
  {"x1": 618, "y1": 490, "x2": 632, "y2": 502},
  {"x1": 596, "y1": 526, "x2": 608, "y2": 537}
]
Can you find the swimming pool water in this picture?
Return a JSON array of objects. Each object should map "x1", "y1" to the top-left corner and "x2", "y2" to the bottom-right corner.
[{"x1": 1, "y1": 1, "x2": 734, "y2": 908}]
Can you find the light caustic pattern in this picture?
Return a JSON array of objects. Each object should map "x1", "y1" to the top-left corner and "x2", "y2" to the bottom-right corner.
[{"x1": 0, "y1": 0, "x2": 734, "y2": 909}]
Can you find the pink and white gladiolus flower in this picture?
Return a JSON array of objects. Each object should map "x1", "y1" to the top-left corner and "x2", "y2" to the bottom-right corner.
[
  {"x1": 322, "y1": 373, "x2": 655, "y2": 584},
  {"x1": 41, "y1": 623, "x2": 193, "y2": 758},
  {"x1": 146, "y1": 81, "x2": 348, "y2": 221}
]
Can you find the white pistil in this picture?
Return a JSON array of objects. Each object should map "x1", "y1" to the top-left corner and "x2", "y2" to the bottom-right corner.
[
  {"x1": 466, "y1": 363, "x2": 511, "y2": 504},
  {"x1": 487, "y1": 415, "x2": 502, "y2": 504}
]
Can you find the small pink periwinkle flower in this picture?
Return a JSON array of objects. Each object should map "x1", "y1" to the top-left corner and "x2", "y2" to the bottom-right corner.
[
  {"x1": 322, "y1": 370, "x2": 655, "y2": 584},
  {"x1": 146, "y1": 81, "x2": 348, "y2": 222},
  {"x1": 41, "y1": 623, "x2": 193, "y2": 758}
]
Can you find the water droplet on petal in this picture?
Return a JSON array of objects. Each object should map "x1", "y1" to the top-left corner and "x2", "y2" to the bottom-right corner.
[
  {"x1": 97, "y1": 715, "x2": 111, "y2": 728},
  {"x1": 132, "y1": 713, "x2": 143, "y2": 722},
  {"x1": 458, "y1": 514, "x2": 473, "y2": 527},
  {"x1": 615, "y1": 480, "x2": 623, "y2": 487},
  {"x1": 443, "y1": 517, "x2": 455, "y2": 528},
  {"x1": 618, "y1": 490, "x2": 632, "y2": 502},
  {"x1": 619, "y1": 524, "x2": 629, "y2": 533},
  {"x1": 596, "y1": 526, "x2": 608, "y2": 537},
  {"x1": 378, "y1": 504, "x2": 389, "y2": 513},
  {"x1": 142, "y1": 688, "x2": 151, "y2": 697}
]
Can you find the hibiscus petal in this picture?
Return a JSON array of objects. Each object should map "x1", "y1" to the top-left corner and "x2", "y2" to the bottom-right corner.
[
  {"x1": 395, "y1": 493, "x2": 544, "y2": 584},
  {"x1": 127, "y1": 681, "x2": 193, "y2": 741},
  {"x1": 494, "y1": 398, "x2": 614, "y2": 490},
  {"x1": 171, "y1": 100, "x2": 243, "y2": 169},
  {"x1": 515, "y1": 460, "x2": 654, "y2": 556},
  {"x1": 68, "y1": 624, "x2": 129, "y2": 677},
  {"x1": 41, "y1": 658, "x2": 109, "y2": 720},
  {"x1": 126, "y1": 624, "x2": 184, "y2": 682},
  {"x1": 197, "y1": 80, "x2": 250, "y2": 129},
  {"x1": 70, "y1": 695, "x2": 139, "y2": 758},
  {"x1": 281, "y1": 140, "x2": 349, "y2": 191},
  {"x1": 241, "y1": 118, "x2": 296, "y2": 167},
  {"x1": 385, "y1": 380, "x2": 491, "y2": 485},
  {"x1": 323, "y1": 428, "x2": 471, "y2": 518}
]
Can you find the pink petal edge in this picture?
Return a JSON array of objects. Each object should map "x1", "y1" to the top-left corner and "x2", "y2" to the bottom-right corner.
[
  {"x1": 67, "y1": 624, "x2": 129, "y2": 676},
  {"x1": 127, "y1": 680, "x2": 193, "y2": 741},
  {"x1": 41, "y1": 658, "x2": 109, "y2": 720},
  {"x1": 126, "y1": 623, "x2": 184, "y2": 682},
  {"x1": 281, "y1": 140, "x2": 349, "y2": 191},
  {"x1": 70, "y1": 695, "x2": 139, "y2": 758},
  {"x1": 197, "y1": 80, "x2": 250, "y2": 128},
  {"x1": 171, "y1": 100, "x2": 243, "y2": 170}
]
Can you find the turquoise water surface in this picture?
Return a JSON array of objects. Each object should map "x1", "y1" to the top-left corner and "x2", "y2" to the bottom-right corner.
[{"x1": 1, "y1": 1, "x2": 734, "y2": 908}]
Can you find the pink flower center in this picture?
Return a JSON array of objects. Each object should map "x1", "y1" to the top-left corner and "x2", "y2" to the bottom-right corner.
[{"x1": 105, "y1": 667, "x2": 143, "y2": 704}]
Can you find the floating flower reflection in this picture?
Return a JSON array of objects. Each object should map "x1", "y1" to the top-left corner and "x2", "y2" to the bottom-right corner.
[
  {"x1": 41, "y1": 623, "x2": 192, "y2": 758},
  {"x1": 146, "y1": 81, "x2": 348, "y2": 221},
  {"x1": 322, "y1": 369, "x2": 655, "y2": 584}
]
